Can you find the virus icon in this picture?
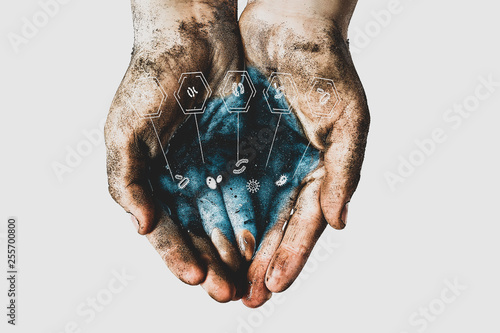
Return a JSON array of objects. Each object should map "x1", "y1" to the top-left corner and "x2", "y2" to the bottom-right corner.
[
  {"x1": 275, "y1": 175, "x2": 288, "y2": 187},
  {"x1": 246, "y1": 179, "x2": 260, "y2": 193}
]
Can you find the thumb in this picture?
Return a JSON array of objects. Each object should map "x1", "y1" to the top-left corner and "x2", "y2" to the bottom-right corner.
[
  {"x1": 320, "y1": 104, "x2": 369, "y2": 229},
  {"x1": 106, "y1": 132, "x2": 156, "y2": 235},
  {"x1": 124, "y1": 183, "x2": 156, "y2": 235}
]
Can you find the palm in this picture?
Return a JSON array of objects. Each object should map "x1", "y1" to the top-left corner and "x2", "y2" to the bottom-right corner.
[
  {"x1": 238, "y1": 3, "x2": 370, "y2": 307},
  {"x1": 105, "y1": 2, "x2": 250, "y2": 302},
  {"x1": 151, "y1": 67, "x2": 319, "y2": 258}
]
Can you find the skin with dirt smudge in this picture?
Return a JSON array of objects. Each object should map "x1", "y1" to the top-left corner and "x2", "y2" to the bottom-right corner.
[
  {"x1": 105, "y1": 0, "x2": 244, "y2": 303},
  {"x1": 239, "y1": 0, "x2": 370, "y2": 307},
  {"x1": 149, "y1": 66, "x2": 320, "y2": 302},
  {"x1": 105, "y1": 0, "x2": 369, "y2": 307}
]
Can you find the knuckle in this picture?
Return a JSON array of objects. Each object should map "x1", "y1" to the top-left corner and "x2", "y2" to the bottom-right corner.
[
  {"x1": 330, "y1": 219, "x2": 346, "y2": 230},
  {"x1": 107, "y1": 183, "x2": 122, "y2": 204}
]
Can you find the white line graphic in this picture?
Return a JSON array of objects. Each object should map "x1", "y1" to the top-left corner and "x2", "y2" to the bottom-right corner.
[
  {"x1": 266, "y1": 113, "x2": 282, "y2": 168},
  {"x1": 194, "y1": 114, "x2": 205, "y2": 164},
  {"x1": 150, "y1": 118, "x2": 174, "y2": 181}
]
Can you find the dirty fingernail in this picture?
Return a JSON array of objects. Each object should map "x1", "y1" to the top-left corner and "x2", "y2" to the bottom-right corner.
[
  {"x1": 237, "y1": 229, "x2": 256, "y2": 261},
  {"x1": 211, "y1": 228, "x2": 240, "y2": 271},
  {"x1": 130, "y1": 213, "x2": 140, "y2": 233}
]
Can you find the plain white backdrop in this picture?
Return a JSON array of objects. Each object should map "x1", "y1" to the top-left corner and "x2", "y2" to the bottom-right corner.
[{"x1": 1, "y1": 0, "x2": 499, "y2": 332}]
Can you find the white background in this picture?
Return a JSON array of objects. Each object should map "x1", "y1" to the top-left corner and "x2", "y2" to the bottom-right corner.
[{"x1": 1, "y1": 0, "x2": 499, "y2": 332}]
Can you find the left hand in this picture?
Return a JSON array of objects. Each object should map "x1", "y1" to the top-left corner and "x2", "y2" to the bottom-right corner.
[{"x1": 239, "y1": 2, "x2": 371, "y2": 307}]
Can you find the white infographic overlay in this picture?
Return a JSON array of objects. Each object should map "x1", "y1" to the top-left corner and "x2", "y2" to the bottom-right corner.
[
  {"x1": 174, "y1": 72, "x2": 214, "y2": 169},
  {"x1": 127, "y1": 76, "x2": 167, "y2": 119},
  {"x1": 174, "y1": 72, "x2": 212, "y2": 115},
  {"x1": 220, "y1": 70, "x2": 257, "y2": 114},
  {"x1": 306, "y1": 77, "x2": 340, "y2": 118},
  {"x1": 127, "y1": 75, "x2": 174, "y2": 180},
  {"x1": 263, "y1": 72, "x2": 299, "y2": 168},
  {"x1": 127, "y1": 70, "x2": 342, "y2": 190},
  {"x1": 219, "y1": 70, "x2": 257, "y2": 174},
  {"x1": 294, "y1": 77, "x2": 341, "y2": 178}
]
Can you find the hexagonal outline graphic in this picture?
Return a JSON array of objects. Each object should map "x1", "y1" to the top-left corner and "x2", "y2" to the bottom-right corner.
[
  {"x1": 263, "y1": 72, "x2": 299, "y2": 114},
  {"x1": 306, "y1": 77, "x2": 341, "y2": 118},
  {"x1": 127, "y1": 76, "x2": 167, "y2": 119},
  {"x1": 174, "y1": 72, "x2": 212, "y2": 115},
  {"x1": 219, "y1": 70, "x2": 257, "y2": 113}
]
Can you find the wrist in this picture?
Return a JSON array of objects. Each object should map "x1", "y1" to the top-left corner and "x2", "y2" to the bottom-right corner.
[
  {"x1": 131, "y1": 0, "x2": 237, "y2": 48},
  {"x1": 245, "y1": 0, "x2": 357, "y2": 40}
]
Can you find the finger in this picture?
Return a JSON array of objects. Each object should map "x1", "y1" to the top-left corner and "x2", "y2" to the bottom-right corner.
[
  {"x1": 172, "y1": 195, "x2": 205, "y2": 235},
  {"x1": 156, "y1": 166, "x2": 207, "y2": 234},
  {"x1": 265, "y1": 179, "x2": 327, "y2": 293},
  {"x1": 176, "y1": 194, "x2": 245, "y2": 301},
  {"x1": 146, "y1": 203, "x2": 206, "y2": 285},
  {"x1": 220, "y1": 176, "x2": 257, "y2": 262},
  {"x1": 105, "y1": 133, "x2": 156, "y2": 235},
  {"x1": 320, "y1": 105, "x2": 370, "y2": 229},
  {"x1": 242, "y1": 184, "x2": 297, "y2": 308},
  {"x1": 188, "y1": 232, "x2": 238, "y2": 302},
  {"x1": 197, "y1": 188, "x2": 242, "y2": 271}
]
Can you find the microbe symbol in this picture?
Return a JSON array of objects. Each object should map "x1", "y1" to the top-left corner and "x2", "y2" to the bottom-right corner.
[
  {"x1": 232, "y1": 82, "x2": 245, "y2": 97},
  {"x1": 175, "y1": 175, "x2": 190, "y2": 189},
  {"x1": 316, "y1": 88, "x2": 331, "y2": 106},
  {"x1": 206, "y1": 175, "x2": 224, "y2": 190},
  {"x1": 187, "y1": 86, "x2": 199, "y2": 98},
  {"x1": 233, "y1": 159, "x2": 249, "y2": 175},
  {"x1": 274, "y1": 82, "x2": 285, "y2": 99},
  {"x1": 246, "y1": 179, "x2": 260, "y2": 193},
  {"x1": 275, "y1": 175, "x2": 288, "y2": 187}
]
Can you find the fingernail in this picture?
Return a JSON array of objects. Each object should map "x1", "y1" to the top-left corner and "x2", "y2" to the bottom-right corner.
[
  {"x1": 129, "y1": 213, "x2": 140, "y2": 232},
  {"x1": 237, "y1": 230, "x2": 256, "y2": 261},
  {"x1": 341, "y1": 202, "x2": 349, "y2": 227},
  {"x1": 211, "y1": 228, "x2": 240, "y2": 271}
]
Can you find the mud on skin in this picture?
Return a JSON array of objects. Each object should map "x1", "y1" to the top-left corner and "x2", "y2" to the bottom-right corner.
[
  {"x1": 105, "y1": 0, "x2": 243, "y2": 230},
  {"x1": 150, "y1": 67, "x2": 319, "y2": 262}
]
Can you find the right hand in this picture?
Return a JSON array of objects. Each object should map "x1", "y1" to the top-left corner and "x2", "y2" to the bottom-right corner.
[{"x1": 104, "y1": 0, "x2": 245, "y2": 302}]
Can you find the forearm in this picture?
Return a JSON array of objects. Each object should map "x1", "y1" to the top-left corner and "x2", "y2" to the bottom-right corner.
[
  {"x1": 247, "y1": 0, "x2": 358, "y2": 39},
  {"x1": 131, "y1": 0, "x2": 238, "y2": 48}
]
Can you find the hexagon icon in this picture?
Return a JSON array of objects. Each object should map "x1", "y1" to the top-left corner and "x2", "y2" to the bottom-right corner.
[
  {"x1": 220, "y1": 71, "x2": 256, "y2": 113},
  {"x1": 127, "y1": 77, "x2": 167, "y2": 119},
  {"x1": 263, "y1": 73, "x2": 299, "y2": 114},
  {"x1": 306, "y1": 77, "x2": 340, "y2": 118},
  {"x1": 174, "y1": 72, "x2": 212, "y2": 115}
]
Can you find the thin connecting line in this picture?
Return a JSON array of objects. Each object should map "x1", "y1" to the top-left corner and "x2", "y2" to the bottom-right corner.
[
  {"x1": 150, "y1": 118, "x2": 174, "y2": 181},
  {"x1": 237, "y1": 112, "x2": 240, "y2": 161},
  {"x1": 234, "y1": 72, "x2": 247, "y2": 162},
  {"x1": 293, "y1": 141, "x2": 312, "y2": 178},
  {"x1": 292, "y1": 119, "x2": 321, "y2": 178},
  {"x1": 194, "y1": 114, "x2": 205, "y2": 164},
  {"x1": 266, "y1": 113, "x2": 282, "y2": 168}
]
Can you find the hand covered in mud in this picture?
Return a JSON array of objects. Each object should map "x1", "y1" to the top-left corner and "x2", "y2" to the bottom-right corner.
[
  {"x1": 106, "y1": 0, "x2": 369, "y2": 307},
  {"x1": 105, "y1": 0, "x2": 247, "y2": 302},
  {"x1": 239, "y1": 1, "x2": 370, "y2": 307},
  {"x1": 151, "y1": 67, "x2": 320, "y2": 298}
]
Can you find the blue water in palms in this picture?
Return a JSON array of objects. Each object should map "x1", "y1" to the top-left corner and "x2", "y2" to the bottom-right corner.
[{"x1": 152, "y1": 68, "x2": 319, "y2": 250}]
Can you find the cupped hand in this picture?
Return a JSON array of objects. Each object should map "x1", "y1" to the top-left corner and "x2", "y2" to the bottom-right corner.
[
  {"x1": 239, "y1": 2, "x2": 370, "y2": 307},
  {"x1": 105, "y1": 0, "x2": 245, "y2": 302},
  {"x1": 150, "y1": 67, "x2": 320, "y2": 300}
]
